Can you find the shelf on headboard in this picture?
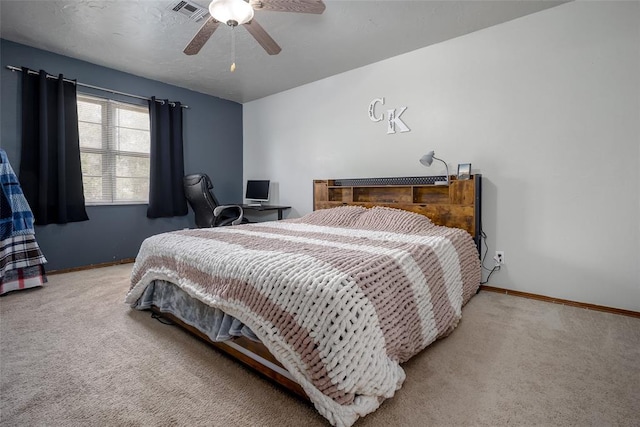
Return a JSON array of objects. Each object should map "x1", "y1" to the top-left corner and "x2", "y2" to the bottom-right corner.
[{"x1": 313, "y1": 175, "x2": 482, "y2": 250}]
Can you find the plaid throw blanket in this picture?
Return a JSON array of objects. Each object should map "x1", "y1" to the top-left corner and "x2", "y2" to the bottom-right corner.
[
  {"x1": 126, "y1": 206, "x2": 481, "y2": 427},
  {"x1": 0, "y1": 234, "x2": 48, "y2": 279},
  {"x1": 0, "y1": 149, "x2": 35, "y2": 240},
  {"x1": 0, "y1": 264, "x2": 47, "y2": 295}
]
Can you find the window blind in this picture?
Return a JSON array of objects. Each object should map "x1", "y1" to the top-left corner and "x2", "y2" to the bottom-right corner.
[{"x1": 77, "y1": 94, "x2": 150, "y2": 204}]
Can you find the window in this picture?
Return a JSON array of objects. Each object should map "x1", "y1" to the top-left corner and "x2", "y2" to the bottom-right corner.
[{"x1": 78, "y1": 94, "x2": 150, "y2": 205}]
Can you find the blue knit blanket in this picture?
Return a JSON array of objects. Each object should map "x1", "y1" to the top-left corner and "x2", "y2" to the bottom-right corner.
[{"x1": 0, "y1": 149, "x2": 35, "y2": 240}]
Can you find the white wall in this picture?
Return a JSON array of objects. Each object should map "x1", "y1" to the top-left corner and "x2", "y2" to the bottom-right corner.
[{"x1": 243, "y1": 1, "x2": 640, "y2": 311}]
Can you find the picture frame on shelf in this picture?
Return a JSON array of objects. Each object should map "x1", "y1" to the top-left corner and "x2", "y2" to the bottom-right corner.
[{"x1": 457, "y1": 163, "x2": 471, "y2": 180}]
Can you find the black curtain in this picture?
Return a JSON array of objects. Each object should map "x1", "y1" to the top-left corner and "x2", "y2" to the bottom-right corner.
[
  {"x1": 147, "y1": 97, "x2": 188, "y2": 218},
  {"x1": 19, "y1": 68, "x2": 88, "y2": 225}
]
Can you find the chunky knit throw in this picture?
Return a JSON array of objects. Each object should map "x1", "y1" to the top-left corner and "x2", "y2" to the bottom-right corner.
[{"x1": 126, "y1": 206, "x2": 480, "y2": 426}]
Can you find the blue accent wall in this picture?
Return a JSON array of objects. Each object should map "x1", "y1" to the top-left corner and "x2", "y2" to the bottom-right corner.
[{"x1": 0, "y1": 39, "x2": 243, "y2": 271}]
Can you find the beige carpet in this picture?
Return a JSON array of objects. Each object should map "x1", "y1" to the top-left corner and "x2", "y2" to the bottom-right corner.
[{"x1": 1, "y1": 264, "x2": 638, "y2": 426}]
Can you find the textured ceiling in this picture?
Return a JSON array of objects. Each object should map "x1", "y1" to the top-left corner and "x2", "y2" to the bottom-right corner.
[{"x1": 0, "y1": 0, "x2": 567, "y2": 103}]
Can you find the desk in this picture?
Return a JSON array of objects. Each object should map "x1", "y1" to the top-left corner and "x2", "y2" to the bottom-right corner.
[{"x1": 241, "y1": 204, "x2": 291, "y2": 220}]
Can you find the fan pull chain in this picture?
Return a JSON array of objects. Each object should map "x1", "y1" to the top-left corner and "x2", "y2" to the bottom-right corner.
[{"x1": 230, "y1": 26, "x2": 236, "y2": 73}]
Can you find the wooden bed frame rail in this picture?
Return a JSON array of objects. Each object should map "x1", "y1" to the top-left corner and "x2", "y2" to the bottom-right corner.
[{"x1": 149, "y1": 306, "x2": 309, "y2": 400}]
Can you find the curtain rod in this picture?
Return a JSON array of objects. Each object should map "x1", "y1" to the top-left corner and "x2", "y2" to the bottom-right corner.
[{"x1": 6, "y1": 65, "x2": 189, "y2": 109}]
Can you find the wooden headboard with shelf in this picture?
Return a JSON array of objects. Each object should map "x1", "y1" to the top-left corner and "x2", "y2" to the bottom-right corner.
[{"x1": 313, "y1": 175, "x2": 482, "y2": 249}]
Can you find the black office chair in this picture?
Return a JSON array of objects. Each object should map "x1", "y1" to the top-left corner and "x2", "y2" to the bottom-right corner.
[{"x1": 183, "y1": 173, "x2": 244, "y2": 227}]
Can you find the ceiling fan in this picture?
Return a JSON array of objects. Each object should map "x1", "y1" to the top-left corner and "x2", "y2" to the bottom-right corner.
[{"x1": 184, "y1": 0, "x2": 326, "y2": 57}]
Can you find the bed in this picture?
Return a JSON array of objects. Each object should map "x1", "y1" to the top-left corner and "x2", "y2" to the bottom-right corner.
[{"x1": 125, "y1": 175, "x2": 481, "y2": 427}]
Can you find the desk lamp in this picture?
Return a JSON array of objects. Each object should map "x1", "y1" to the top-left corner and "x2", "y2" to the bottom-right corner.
[{"x1": 420, "y1": 151, "x2": 449, "y2": 185}]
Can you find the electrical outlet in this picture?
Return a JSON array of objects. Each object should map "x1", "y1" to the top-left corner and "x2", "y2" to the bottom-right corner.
[{"x1": 494, "y1": 251, "x2": 505, "y2": 266}]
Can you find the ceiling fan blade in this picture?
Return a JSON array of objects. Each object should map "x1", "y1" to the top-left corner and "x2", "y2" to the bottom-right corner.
[
  {"x1": 250, "y1": 0, "x2": 326, "y2": 14},
  {"x1": 244, "y1": 19, "x2": 282, "y2": 55},
  {"x1": 183, "y1": 17, "x2": 220, "y2": 55}
]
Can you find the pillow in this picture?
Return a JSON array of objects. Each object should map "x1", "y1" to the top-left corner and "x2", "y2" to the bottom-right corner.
[
  {"x1": 294, "y1": 206, "x2": 367, "y2": 227},
  {"x1": 352, "y1": 206, "x2": 434, "y2": 234}
]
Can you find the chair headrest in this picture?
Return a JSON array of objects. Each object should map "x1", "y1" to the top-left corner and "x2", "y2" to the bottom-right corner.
[{"x1": 184, "y1": 173, "x2": 213, "y2": 189}]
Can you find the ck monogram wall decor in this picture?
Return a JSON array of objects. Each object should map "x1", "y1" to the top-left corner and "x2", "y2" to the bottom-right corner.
[{"x1": 368, "y1": 97, "x2": 410, "y2": 134}]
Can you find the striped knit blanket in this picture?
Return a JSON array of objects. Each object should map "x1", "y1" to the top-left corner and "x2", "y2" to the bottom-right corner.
[{"x1": 126, "y1": 206, "x2": 480, "y2": 426}]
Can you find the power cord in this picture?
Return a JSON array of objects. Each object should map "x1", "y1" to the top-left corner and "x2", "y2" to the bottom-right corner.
[
  {"x1": 151, "y1": 311, "x2": 174, "y2": 325},
  {"x1": 478, "y1": 225, "x2": 501, "y2": 285}
]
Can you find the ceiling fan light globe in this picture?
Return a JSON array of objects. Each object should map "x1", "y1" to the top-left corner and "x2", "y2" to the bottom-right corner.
[{"x1": 209, "y1": 0, "x2": 254, "y2": 26}]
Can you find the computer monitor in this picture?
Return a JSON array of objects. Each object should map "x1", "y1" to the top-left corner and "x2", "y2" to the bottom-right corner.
[{"x1": 245, "y1": 180, "x2": 270, "y2": 204}]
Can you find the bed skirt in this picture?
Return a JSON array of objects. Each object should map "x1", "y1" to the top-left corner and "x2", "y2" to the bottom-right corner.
[{"x1": 132, "y1": 280, "x2": 260, "y2": 343}]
